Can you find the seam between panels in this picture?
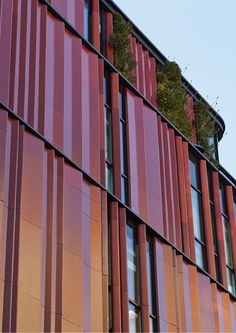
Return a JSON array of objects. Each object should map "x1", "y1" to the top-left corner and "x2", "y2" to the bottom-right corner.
[
  {"x1": 0, "y1": 101, "x2": 235, "y2": 301},
  {"x1": 37, "y1": 0, "x2": 234, "y2": 184}
]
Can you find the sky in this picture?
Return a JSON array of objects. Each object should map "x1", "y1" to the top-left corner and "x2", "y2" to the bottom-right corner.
[{"x1": 114, "y1": 0, "x2": 236, "y2": 179}]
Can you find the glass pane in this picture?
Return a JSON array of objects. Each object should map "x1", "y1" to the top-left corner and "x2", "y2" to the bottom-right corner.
[
  {"x1": 195, "y1": 240, "x2": 207, "y2": 269},
  {"x1": 129, "y1": 303, "x2": 141, "y2": 333},
  {"x1": 149, "y1": 317, "x2": 157, "y2": 333},
  {"x1": 207, "y1": 170, "x2": 214, "y2": 202},
  {"x1": 100, "y1": 7, "x2": 106, "y2": 56},
  {"x1": 146, "y1": 240, "x2": 156, "y2": 316},
  {"x1": 119, "y1": 86, "x2": 126, "y2": 120},
  {"x1": 104, "y1": 71, "x2": 111, "y2": 106},
  {"x1": 189, "y1": 159, "x2": 200, "y2": 189},
  {"x1": 220, "y1": 184, "x2": 227, "y2": 214},
  {"x1": 227, "y1": 267, "x2": 236, "y2": 295},
  {"x1": 223, "y1": 217, "x2": 233, "y2": 267},
  {"x1": 121, "y1": 176, "x2": 128, "y2": 205},
  {"x1": 84, "y1": 0, "x2": 91, "y2": 42},
  {"x1": 127, "y1": 224, "x2": 140, "y2": 303},
  {"x1": 191, "y1": 189, "x2": 204, "y2": 241},
  {"x1": 106, "y1": 164, "x2": 113, "y2": 193},
  {"x1": 215, "y1": 255, "x2": 221, "y2": 282},
  {"x1": 210, "y1": 204, "x2": 218, "y2": 253},
  {"x1": 120, "y1": 122, "x2": 128, "y2": 175},
  {"x1": 105, "y1": 108, "x2": 113, "y2": 163}
]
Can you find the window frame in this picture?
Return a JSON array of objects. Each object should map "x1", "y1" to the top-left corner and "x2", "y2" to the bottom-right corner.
[
  {"x1": 220, "y1": 182, "x2": 236, "y2": 295},
  {"x1": 146, "y1": 236, "x2": 157, "y2": 332},
  {"x1": 126, "y1": 221, "x2": 141, "y2": 332},
  {"x1": 119, "y1": 84, "x2": 129, "y2": 205},
  {"x1": 104, "y1": 69, "x2": 114, "y2": 193},
  {"x1": 189, "y1": 156, "x2": 207, "y2": 270},
  {"x1": 99, "y1": 4, "x2": 107, "y2": 56},
  {"x1": 208, "y1": 169, "x2": 221, "y2": 281},
  {"x1": 84, "y1": 0, "x2": 92, "y2": 43}
]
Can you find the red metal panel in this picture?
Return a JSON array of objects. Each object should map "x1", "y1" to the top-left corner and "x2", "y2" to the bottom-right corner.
[
  {"x1": 110, "y1": 201, "x2": 122, "y2": 332},
  {"x1": 130, "y1": 36, "x2": 138, "y2": 89},
  {"x1": 143, "y1": 106, "x2": 163, "y2": 234},
  {"x1": 119, "y1": 208, "x2": 129, "y2": 332},
  {"x1": 225, "y1": 185, "x2": 236, "y2": 281},
  {"x1": 101, "y1": 191, "x2": 108, "y2": 332},
  {"x1": 150, "y1": 57, "x2": 157, "y2": 107},
  {"x1": 169, "y1": 129, "x2": 182, "y2": 250},
  {"x1": 92, "y1": 0, "x2": 99, "y2": 50},
  {"x1": 200, "y1": 160, "x2": 216, "y2": 277},
  {"x1": 157, "y1": 117, "x2": 168, "y2": 238},
  {"x1": 175, "y1": 136, "x2": 190, "y2": 256},
  {"x1": 162, "y1": 123, "x2": 175, "y2": 243},
  {"x1": 106, "y1": 11, "x2": 114, "y2": 65},
  {"x1": 51, "y1": 0, "x2": 84, "y2": 34},
  {"x1": 154, "y1": 239, "x2": 178, "y2": 331},
  {"x1": 0, "y1": 0, "x2": 13, "y2": 105},
  {"x1": 144, "y1": 51, "x2": 151, "y2": 101},
  {"x1": 126, "y1": 90, "x2": 148, "y2": 221},
  {"x1": 197, "y1": 273, "x2": 215, "y2": 331},
  {"x1": 137, "y1": 43, "x2": 144, "y2": 95},
  {"x1": 99, "y1": 59, "x2": 106, "y2": 187},
  {"x1": 81, "y1": 45, "x2": 100, "y2": 182}
]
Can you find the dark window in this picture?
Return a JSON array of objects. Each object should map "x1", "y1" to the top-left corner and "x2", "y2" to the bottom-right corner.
[
  {"x1": 84, "y1": 0, "x2": 92, "y2": 42},
  {"x1": 127, "y1": 223, "x2": 141, "y2": 331},
  {"x1": 208, "y1": 170, "x2": 221, "y2": 281},
  {"x1": 208, "y1": 134, "x2": 219, "y2": 161},
  {"x1": 104, "y1": 70, "x2": 113, "y2": 192},
  {"x1": 146, "y1": 238, "x2": 157, "y2": 332},
  {"x1": 99, "y1": 5, "x2": 107, "y2": 56},
  {"x1": 220, "y1": 183, "x2": 236, "y2": 295},
  {"x1": 119, "y1": 85, "x2": 129, "y2": 204},
  {"x1": 189, "y1": 157, "x2": 207, "y2": 270}
]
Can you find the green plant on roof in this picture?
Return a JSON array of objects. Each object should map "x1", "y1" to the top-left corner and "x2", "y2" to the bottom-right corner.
[
  {"x1": 156, "y1": 60, "x2": 192, "y2": 139},
  {"x1": 194, "y1": 99, "x2": 217, "y2": 163},
  {"x1": 109, "y1": 12, "x2": 136, "y2": 83}
]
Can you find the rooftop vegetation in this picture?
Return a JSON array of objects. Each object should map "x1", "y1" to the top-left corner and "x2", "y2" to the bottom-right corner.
[{"x1": 109, "y1": 12, "x2": 136, "y2": 83}]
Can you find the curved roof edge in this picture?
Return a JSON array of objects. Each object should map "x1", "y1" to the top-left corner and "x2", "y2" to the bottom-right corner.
[{"x1": 105, "y1": 0, "x2": 226, "y2": 141}]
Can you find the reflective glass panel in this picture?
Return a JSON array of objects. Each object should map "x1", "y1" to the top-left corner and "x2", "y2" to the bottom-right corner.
[
  {"x1": 106, "y1": 164, "x2": 113, "y2": 193},
  {"x1": 121, "y1": 176, "x2": 128, "y2": 205},
  {"x1": 227, "y1": 267, "x2": 236, "y2": 295},
  {"x1": 195, "y1": 240, "x2": 206, "y2": 269},
  {"x1": 105, "y1": 108, "x2": 113, "y2": 163},
  {"x1": 189, "y1": 159, "x2": 200, "y2": 189},
  {"x1": 223, "y1": 217, "x2": 233, "y2": 267},
  {"x1": 129, "y1": 303, "x2": 141, "y2": 333},
  {"x1": 127, "y1": 224, "x2": 139, "y2": 303},
  {"x1": 191, "y1": 189, "x2": 204, "y2": 241},
  {"x1": 146, "y1": 240, "x2": 155, "y2": 315},
  {"x1": 84, "y1": 0, "x2": 92, "y2": 42}
]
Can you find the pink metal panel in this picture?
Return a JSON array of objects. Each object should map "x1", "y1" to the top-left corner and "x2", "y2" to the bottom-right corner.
[
  {"x1": 51, "y1": 0, "x2": 84, "y2": 34},
  {"x1": 143, "y1": 105, "x2": 163, "y2": 234},
  {"x1": 127, "y1": 90, "x2": 148, "y2": 221},
  {"x1": 0, "y1": 0, "x2": 13, "y2": 105}
]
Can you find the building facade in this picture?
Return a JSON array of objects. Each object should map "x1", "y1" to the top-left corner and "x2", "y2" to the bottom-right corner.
[{"x1": 0, "y1": 0, "x2": 236, "y2": 332}]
